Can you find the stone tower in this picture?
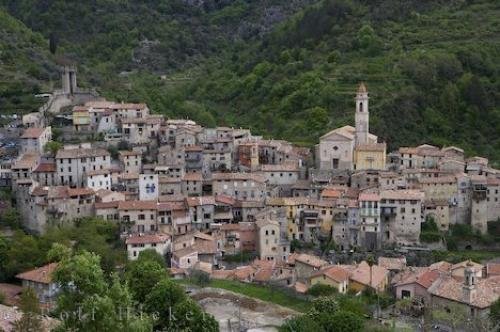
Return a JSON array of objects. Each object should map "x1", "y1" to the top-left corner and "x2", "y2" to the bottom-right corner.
[
  {"x1": 355, "y1": 82, "x2": 369, "y2": 146},
  {"x1": 462, "y1": 261, "x2": 476, "y2": 303},
  {"x1": 61, "y1": 65, "x2": 77, "y2": 95}
]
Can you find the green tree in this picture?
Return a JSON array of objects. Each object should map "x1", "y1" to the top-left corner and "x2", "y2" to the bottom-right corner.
[
  {"x1": 54, "y1": 251, "x2": 152, "y2": 331},
  {"x1": 329, "y1": 311, "x2": 364, "y2": 332},
  {"x1": 44, "y1": 141, "x2": 63, "y2": 156},
  {"x1": 46, "y1": 243, "x2": 72, "y2": 262},
  {"x1": 12, "y1": 287, "x2": 42, "y2": 332},
  {"x1": 0, "y1": 207, "x2": 20, "y2": 228},
  {"x1": 490, "y1": 298, "x2": 500, "y2": 326},
  {"x1": 144, "y1": 278, "x2": 217, "y2": 331},
  {"x1": 126, "y1": 257, "x2": 165, "y2": 302}
]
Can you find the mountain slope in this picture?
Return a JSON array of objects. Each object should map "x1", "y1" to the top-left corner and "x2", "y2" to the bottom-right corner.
[
  {"x1": 1, "y1": 0, "x2": 499, "y2": 164},
  {"x1": 0, "y1": 9, "x2": 58, "y2": 114}
]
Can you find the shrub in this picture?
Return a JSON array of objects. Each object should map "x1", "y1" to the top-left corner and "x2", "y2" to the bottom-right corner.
[
  {"x1": 307, "y1": 283, "x2": 337, "y2": 297},
  {"x1": 190, "y1": 270, "x2": 210, "y2": 287}
]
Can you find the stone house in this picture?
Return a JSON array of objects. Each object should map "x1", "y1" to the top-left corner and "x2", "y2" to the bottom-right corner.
[
  {"x1": 258, "y1": 163, "x2": 300, "y2": 186},
  {"x1": 212, "y1": 172, "x2": 266, "y2": 201},
  {"x1": 309, "y1": 266, "x2": 349, "y2": 294},
  {"x1": 125, "y1": 233, "x2": 170, "y2": 260},
  {"x1": 181, "y1": 172, "x2": 203, "y2": 196},
  {"x1": 256, "y1": 217, "x2": 289, "y2": 262},
  {"x1": 379, "y1": 189, "x2": 425, "y2": 246},
  {"x1": 20, "y1": 127, "x2": 52, "y2": 154},
  {"x1": 85, "y1": 169, "x2": 112, "y2": 191},
  {"x1": 185, "y1": 196, "x2": 215, "y2": 231},
  {"x1": 56, "y1": 147, "x2": 111, "y2": 187},
  {"x1": 294, "y1": 253, "x2": 329, "y2": 281},
  {"x1": 119, "y1": 150, "x2": 142, "y2": 174},
  {"x1": 118, "y1": 200, "x2": 158, "y2": 233},
  {"x1": 32, "y1": 162, "x2": 57, "y2": 186},
  {"x1": 16, "y1": 263, "x2": 60, "y2": 305}
]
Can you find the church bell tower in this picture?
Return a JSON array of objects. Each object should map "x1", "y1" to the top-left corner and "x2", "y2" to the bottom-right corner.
[{"x1": 355, "y1": 82, "x2": 369, "y2": 146}]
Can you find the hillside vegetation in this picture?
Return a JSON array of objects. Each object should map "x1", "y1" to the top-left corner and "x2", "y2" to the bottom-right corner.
[
  {"x1": 0, "y1": 9, "x2": 57, "y2": 114},
  {"x1": 1, "y1": 0, "x2": 499, "y2": 164}
]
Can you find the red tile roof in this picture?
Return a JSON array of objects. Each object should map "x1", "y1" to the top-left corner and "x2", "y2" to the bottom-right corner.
[
  {"x1": 118, "y1": 200, "x2": 157, "y2": 210},
  {"x1": 16, "y1": 263, "x2": 58, "y2": 284},
  {"x1": 20, "y1": 127, "x2": 46, "y2": 139},
  {"x1": 125, "y1": 233, "x2": 170, "y2": 245},
  {"x1": 33, "y1": 162, "x2": 56, "y2": 173}
]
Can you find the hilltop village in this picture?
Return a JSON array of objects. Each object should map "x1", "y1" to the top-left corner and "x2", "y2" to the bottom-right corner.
[{"x1": 2, "y1": 78, "x2": 500, "y2": 323}]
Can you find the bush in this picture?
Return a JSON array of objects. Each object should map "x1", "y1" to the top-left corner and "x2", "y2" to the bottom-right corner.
[
  {"x1": 190, "y1": 270, "x2": 210, "y2": 287},
  {"x1": 420, "y1": 232, "x2": 441, "y2": 243},
  {"x1": 307, "y1": 283, "x2": 337, "y2": 297}
]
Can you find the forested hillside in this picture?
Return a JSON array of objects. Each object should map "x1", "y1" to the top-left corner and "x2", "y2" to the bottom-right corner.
[{"x1": 1, "y1": 0, "x2": 499, "y2": 164}]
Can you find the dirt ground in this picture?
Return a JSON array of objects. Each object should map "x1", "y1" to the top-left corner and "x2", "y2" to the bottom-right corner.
[{"x1": 189, "y1": 287, "x2": 299, "y2": 332}]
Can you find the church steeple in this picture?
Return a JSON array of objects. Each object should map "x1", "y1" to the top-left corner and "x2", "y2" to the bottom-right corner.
[{"x1": 355, "y1": 82, "x2": 369, "y2": 146}]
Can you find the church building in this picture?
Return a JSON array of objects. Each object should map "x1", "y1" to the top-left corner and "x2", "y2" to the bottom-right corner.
[{"x1": 315, "y1": 83, "x2": 386, "y2": 171}]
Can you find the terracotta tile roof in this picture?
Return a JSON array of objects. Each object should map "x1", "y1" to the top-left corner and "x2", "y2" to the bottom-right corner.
[
  {"x1": 46, "y1": 186, "x2": 94, "y2": 199},
  {"x1": 358, "y1": 192, "x2": 380, "y2": 201},
  {"x1": 311, "y1": 266, "x2": 349, "y2": 283},
  {"x1": 293, "y1": 281, "x2": 308, "y2": 294},
  {"x1": 254, "y1": 268, "x2": 274, "y2": 282},
  {"x1": 0, "y1": 283, "x2": 22, "y2": 306},
  {"x1": 341, "y1": 261, "x2": 388, "y2": 289},
  {"x1": 194, "y1": 240, "x2": 217, "y2": 254},
  {"x1": 182, "y1": 172, "x2": 202, "y2": 181},
  {"x1": 16, "y1": 263, "x2": 58, "y2": 284},
  {"x1": 33, "y1": 162, "x2": 56, "y2": 173},
  {"x1": 212, "y1": 172, "x2": 265, "y2": 183},
  {"x1": 56, "y1": 148, "x2": 110, "y2": 159},
  {"x1": 186, "y1": 196, "x2": 215, "y2": 207},
  {"x1": 451, "y1": 260, "x2": 483, "y2": 273},
  {"x1": 380, "y1": 190, "x2": 425, "y2": 201},
  {"x1": 215, "y1": 194, "x2": 235, "y2": 206},
  {"x1": 20, "y1": 127, "x2": 47, "y2": 139},
  {"x1": 31, "y1": 186, "x2": 49, "y2": 196},
  {"x1": 194, "y1": 231, "x2": 215, "y2": 241},
  {"x1": 125, "y1": 233, "x2": 170, "y2": 245},
  {"x1": 487, "y1": 178, "x2": 500, "y2": 186},
  {"x1": 234, "y1": 265, "x2": 256, "y2": 281},
  {"x1": 487, "y1": 263, "x2": 500, "y2": 276},
  {"x1": 95, "y1": 201, "x2": 120, "y2": 209},
  {"x1": 321, "y1": 189, "x2": 342, "y2": 199},
  {"x1": 416, "y1": 269, "x2": 440, "y2": 289},
  {"x1": 211, "y1": 269, "x2": 235, "y2": 280},
  {"x1": 12, "y1": 153, "x2": 39, "y2": 170},
  {"x1": 429, "y1": 261, "x2": 453, "y2": 272},
  {"x1": 118, "y1": 200, "x2": 157, "y2": 210},
  {"x1": 428, "y1": 275, "x2": 500, "y2": 309},
  {"x1": 173, "y1": 246, "x2": 198, "y2": 259},
  {"x1": 419, "y1": 176, "x2": 456, "y2": 185},
  {"x1": 295, "y1": 253, "x2": 328, "y2": 268}
]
